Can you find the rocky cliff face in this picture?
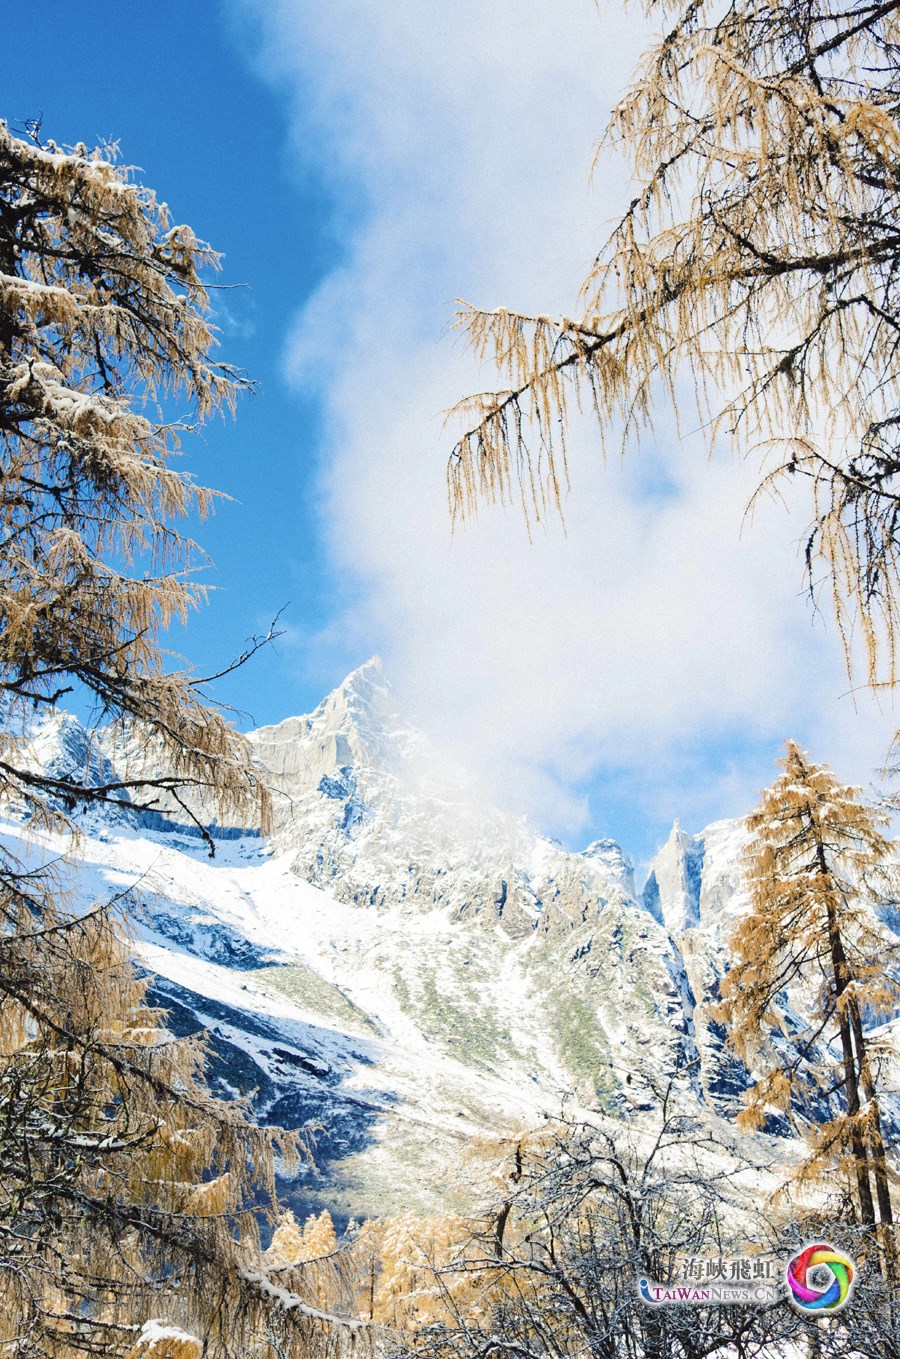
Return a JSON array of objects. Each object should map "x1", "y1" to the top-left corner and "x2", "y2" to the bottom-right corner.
[
  {"x1": 251, "y1": 659, "x2": 635, "y2": 931},
  {"x1": 643, "y1": 821, "x2": 704, "y2": 933},
  {"x1": 644, "y1": 818, "x2": 753, "y2": 1104}
]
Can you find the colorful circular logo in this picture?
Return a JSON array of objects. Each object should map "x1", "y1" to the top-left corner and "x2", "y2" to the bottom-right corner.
[{"x1": 786, "y1": 1243, "x2": 855, "y2": 1312}]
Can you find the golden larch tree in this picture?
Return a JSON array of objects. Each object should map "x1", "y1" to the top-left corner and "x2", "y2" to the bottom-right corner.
[
  {"x1": 448, "y1": 0, "x2": 900, "y2": 692},
  {"x1": 0, "y1": 121, "x2": 367, "y2": 1357},
  {"x1": 0, "y1": 118, "x2": 270, "y2": 839},
  {"x1": 719, "y1": 741, "x2": 898, "y2": 1260}
]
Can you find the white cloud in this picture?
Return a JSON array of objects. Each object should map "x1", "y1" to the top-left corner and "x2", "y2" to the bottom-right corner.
[{"x1": 230, "y1": 0, "x2": 896, "y2": 852}]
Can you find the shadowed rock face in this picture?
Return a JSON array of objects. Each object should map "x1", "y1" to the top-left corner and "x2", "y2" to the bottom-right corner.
[{"x1": 643, "y1": 821, "x2": 704, "y2": 934}]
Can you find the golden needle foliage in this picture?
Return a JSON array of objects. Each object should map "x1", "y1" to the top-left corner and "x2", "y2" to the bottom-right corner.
[
  {"x1": 449, "y1": 0, "x2": 900, "y2": 689},
  {"x1": 719, "y1": 741, "x2": 898, "y2": 1243},
  {"x1": 0, "y1": 119, "x2": 269, "y2": 839},
  {"x1": 0, "y1": 871, "x2": 303, "y2": 1358}
]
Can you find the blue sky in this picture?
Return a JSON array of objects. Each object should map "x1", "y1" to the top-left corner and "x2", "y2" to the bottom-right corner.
[{"x1": 4, "y1": 1, "x2": 895, "y2": 869}]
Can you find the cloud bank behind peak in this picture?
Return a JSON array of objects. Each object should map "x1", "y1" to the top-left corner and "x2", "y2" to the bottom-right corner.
[{"x1": 229, "y1": 0, "x2": 895, "y2": 858}]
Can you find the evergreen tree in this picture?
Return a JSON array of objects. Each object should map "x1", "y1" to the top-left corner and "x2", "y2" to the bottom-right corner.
[{"x1": 719, "y1": 741, "x2": 898, "y2": 1261}]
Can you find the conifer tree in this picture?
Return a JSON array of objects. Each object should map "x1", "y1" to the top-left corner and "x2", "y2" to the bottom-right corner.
[
  {"x1": 0, "y1": 872, "x2": 309, "y2": 1358},
  {"x1": 0, "y1": 122, "x2": 364, "y2": 1357},
  {"x1": 265, "y1": 1210, "x2": 346, "y2": 1314},
  {"x1": 448, "y1": 0, "x2": 900, "y2": 692},
  {"x1": 0, "y1": 118, "x2": 269, "y2": 837},
  {"x1": 266, "y1": 1210, "x2": 339, "y2": 1273},
  {"x1": 719, "y1": 742, "x2": 898, "y2": 1259},
  {"x1": 370, "y1": 1210, "x2": 492, "y2": 1333}
]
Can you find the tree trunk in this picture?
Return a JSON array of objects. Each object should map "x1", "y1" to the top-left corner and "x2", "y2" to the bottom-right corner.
[
  {"x1": 847, "y1": 997, "x2": 893, "y2": 1219},
  {"x1": 493, "y1": 1139, "x2": 523, "y2": 1258},
  {"x1": 822, "y1": 886, "x2": 876, "y2": 1225},
  {"x1": 847, "y1": 993, "x2": 897, "y2": 1284}
]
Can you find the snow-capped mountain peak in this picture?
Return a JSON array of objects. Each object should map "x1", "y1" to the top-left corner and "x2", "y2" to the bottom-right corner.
[{"x1": 2, "y1": 662, "x2": 771, "y2": 1220}]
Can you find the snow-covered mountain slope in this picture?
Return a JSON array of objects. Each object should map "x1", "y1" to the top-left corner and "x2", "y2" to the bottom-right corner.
[
  {"x1": 1, "y1": 661, "x2": 782, "y2": 1220},
  {"x1": 246, "y1": 661, "x2": 701, "y2": 1091}
]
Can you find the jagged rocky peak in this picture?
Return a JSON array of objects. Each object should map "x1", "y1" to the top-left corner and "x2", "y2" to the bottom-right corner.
[
  {"x1": 244, "y1": 661, "x2": 645, "y2": 939},
  {"x1": 693, "y1": 818, "x2": 751, "y2": 933},
  {"x1": 0, "y1": 663, "x2": 790, "y2": 1178},
  {"x1": 249, "y1": 657, "x2": 410, "y2": 794},
  {"x1": 641, "y1": 819, "x2": 705, "y2": 936},
  {"x1": 314, "y1": 656, "x2": 399, "y2": 745}
]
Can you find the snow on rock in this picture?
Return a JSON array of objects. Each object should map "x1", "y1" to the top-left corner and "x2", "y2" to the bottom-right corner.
[
  {"x1": 642, "y1": 820, "x2": 703, "y2": 935},
  {"x1": 250, "y1": 661, "x2": 640, "y2": 941},
  {"x1": 581, "y1": 838, "x2": 637, "y2": 899}
]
